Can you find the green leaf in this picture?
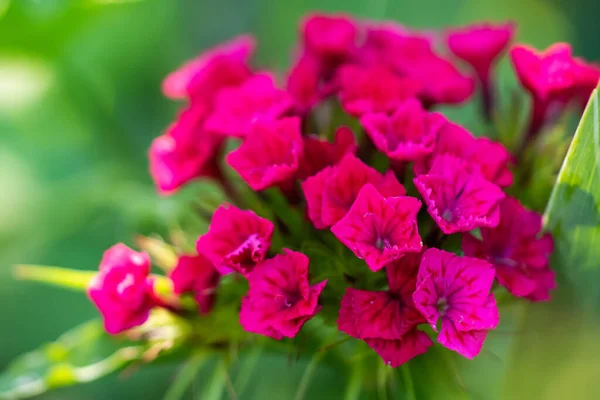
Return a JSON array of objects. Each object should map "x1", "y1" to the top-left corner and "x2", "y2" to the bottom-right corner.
[
  {"x1": 163, "y1": 352, "x2": 208, "y2": 400},
  {"x1": 0, "y1": 320, "x2": 144, "y2": 399}
]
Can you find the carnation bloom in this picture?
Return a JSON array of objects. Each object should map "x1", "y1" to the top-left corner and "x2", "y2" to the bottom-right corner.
[
  {"x1": 239, "y1": 250, "x2": 327, "y2": 339},
  {"x1": 447, "y1": 22, "x2": 515, "y2": 118},
  {"x1": 162, "y1": 34, "x2": 255, "y2": 101},
  {"x1": 286, "y1": 55, "x2": 326, "y2": 112},
  {"x1": 360, "y1": 99, "x2": 445, "y2": 161},
  {"x1": 297, "y1": 126, "x2": 357, "y2": 179},
  {"x1": 302, "y1": 153, "x2": 406, "y2": 229},
  {"x1": 331, "y1": 184, "x2": 422, "y2": 271},
  {"x1": 338, "y1": 253, "x2": 432, "y2": 366},
  {"x1": 149, "y1": 105, "x2": 223, "y2": 194},
  {"x1": 196, "y1": 204, "x2": 274, "y2": 275},
  {"x1": 413, "y1": 118, "x2": 513, "y2": 187},
  {"x1": 88, "y1": 244, "x2": 155, "y2": 335},
  {"x1": 226, "y1": 117, "x2": 304, "y2": 190},
  {"x1": 169, "y1": 254, "x2": 220, "y2": 313},
  {"x1": 414, "y1": 155, "x2": 505, "y2": 234},
  {"x1": 462, "y1": 197, "x2": 555, "y2": 301},
  {"x1": 204, "y1": 73, "x2": 295, "y2": 138},
  {"x1": 301, "y1": 13, "x2": 357, "y2": 61},
  {"x1": 413, "y1": 248, "x2": 499, "y2": 359},
  {"x1": 337, "y1": 64, "x2": 422, "y2": 117}
]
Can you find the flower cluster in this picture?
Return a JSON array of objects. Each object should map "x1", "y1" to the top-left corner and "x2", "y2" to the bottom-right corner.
[{"x1": 87, "y1": 13, "x2": 596, "y2": 367}]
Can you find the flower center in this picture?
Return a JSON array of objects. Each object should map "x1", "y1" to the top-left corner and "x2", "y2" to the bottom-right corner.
[
  {"x1": 442, "y1": 209, "x2": 454, "y2": 222},
  {"x1": 437, "y1": 297, "x2": 449, "y2": 315}
]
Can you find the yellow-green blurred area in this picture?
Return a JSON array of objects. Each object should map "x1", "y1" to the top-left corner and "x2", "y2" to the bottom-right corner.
[{"x1": 0, "y1": 0, "x2": 599, "y2": 399}]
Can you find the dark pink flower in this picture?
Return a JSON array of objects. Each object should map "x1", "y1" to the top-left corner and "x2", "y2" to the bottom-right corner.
[
  {"x1": 239, "y1": 249, "x2": 326, "y2": 339},
  {"x1": 414, "y1": 155, "x2": 505, "y2": 234},
  {"x1": 149, "y1": 105, "x2": 223, "y2": 194},
  {"x1": 413, "y1": 248, "x2": 499, "y2": 359},
  {"x1": 302, "y1": 154, "x2": 406, "y2": 229},
  {"x1": 226, "y1": 117, "x2": 304, "y2": 190},
  {"x1": 169, "y1": 254, "x2": 220, "y2": 314},
  {"x1": 338, "y1": 253, "x2": 432, "y2": 366},
  {"x1": 360, "y1": 99, "x2": 445, "y2": 161},
  {"x1": 337, "y1": 64, "x2": 421, "y2": 117},
  {"x1": 196, "y1": 204, "x2": 274, "y2": 275},
  {"x1": 88, "y1": 244, "x2": 155, "y2": 334},
  {"x1": 204, "y1": 73, "x2": 295, "y2": 138},
  {"x1": 297, "y1": 126, "x2": 357, "y2": 179},
  {"x1": 301, "y1": 13, "x2": 357, "y2": 61},
  {"x1": 286, "y1": 55, "x2": 325, "y2": 112},
  {"x1": 163, "y1": 35, "x2": 255, "y2": 101},
  {"x1": 413, "y1": 119, "x2": 513, "y2": 187},
  {"x1": 462, "y1": 197, "x2": 555, "y2": 301},
  {"x1": 331, "y1": 184, "x2": 422, "y2": 271}
]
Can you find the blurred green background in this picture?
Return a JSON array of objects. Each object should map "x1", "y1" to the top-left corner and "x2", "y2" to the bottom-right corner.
[{"x1": 0, "y1": 0, "x2": 599, "y2": 399}]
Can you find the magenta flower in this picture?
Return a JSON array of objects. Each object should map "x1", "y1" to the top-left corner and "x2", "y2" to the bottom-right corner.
[
  {"x1": 331, "y1": 184, "x2": 422, "y2": 271},
  {"x1": 149, "y1": 105, "x2": 223, "y2": 194},
  {"x1": 337, "y1": 64, "x2": 422, "y2": 117},
  {"x1": 226, "y1": 117, "x2": 304, "y2": 191},
  {"x1": 360, "y1": 99, "x2": 445, "y2": 161},
  {"x1": 286, "y1": 55, "x2": 325, "y2": 113},
  {"x1": 196, "y1": 204, "x2": 274, "y2": 275},
  {"x1": 302, "y1": 154, "x2": 406, "y2": 229},
  {"x1": 162, "y1": 35, "x2": 255, "y2": 101},
  {"x1": 338, "y1": 253, "x2": 433, "y2": 366},
  {"x1": 414, "y1": 155, "x2": 505, "y2": 234},
  {"x1": 88, "y1": 244, "x2": 155, "y2": 335},
  {"x1": 204, "y1": 73, "x2": 295, "y2": 138},
  {"x1": 413, "y1": 248, "x2": 499, "y2": 359},
  {"x1": 297, "y1": 126, "x2": 357, "y2": 179},
  {"x1": 169, "y1": 254, "x2": 220, "y2": 314},
  {"x1": 413, "y1": 119, "x2": 513, "y2": 187},
  {"x1": 301, "y1": 13, "x2": 357, "y2": 61},
  {"x1": 239, "y1": 250, "x2": 327, "y2": 339},
  {"x1": 462, "y1": 197, "x2": 555, "y2": 301},
  {"x1": 447, "y1": 22, "x2": 515, "y2": 118}
]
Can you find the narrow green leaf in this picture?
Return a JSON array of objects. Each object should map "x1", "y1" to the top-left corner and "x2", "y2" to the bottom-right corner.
[
  {"x1": 294, "y1": 352, "x2": 325, "y2": 400},
  {"x1": 163, "y1": 353, "x2": 208, "y2": 400},
  {"x1": 200, "y1": 359, "x2": 228, "y2": 400},
  {"x1": 13, "y1": 265, "x2": 95, "y2": 291}
]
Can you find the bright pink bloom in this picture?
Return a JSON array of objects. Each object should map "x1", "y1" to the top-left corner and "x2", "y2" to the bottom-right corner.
[
  {"x1": 414, "y1": 155, "x2": 505, "y2": 234},
  {"x1": 163, "y1": 35, "x2": 254, "y2": 101},
  {"x1": 413, "y1": 248, "x2": 499, "y2": 359},
  {"x1": 462, "y1": 197, "x2": 555, "y2": 301},
  {"x1": 286, "y1": 55, "x2": 324, "y2": 112},
  {"x1": 88, "y1": 244, "x2": 155, "y2": 335},
  {"x1": 413, "y1": 119, "x2": 513, "y2": 187},
  {"x1": 196, "y1": 204, "x2": 274, "y2": 275},
  {"x1": 338, "y1": 253, "x2": 432, "y2": 366},
  {"x1": 360, "y1": 99, "x2": 445, "y2": 161},
  {"x1": 226, "y1": 117, "x2": 304, "y2": 190},
  {"x1": 301, "y1": 14, "x2": 357, "y2": 60},
  {"x1": 239, "y1": 250, "x2": 327, "y2": 339},
  {"x1": 149, "y1": 106, "x2": 223, "y2": 194},
  {"x1": 204, "y1": 74, "x2": 295, "y2": 138},
  {"x1": 297, "y1": 126, "x2": 357, "y2": 179},
  {"x1": 337, "y1": 64, "x2": 421, "y2": 117},
  {"x1": 331, "y1": 184, "x2": 422, "y2": 271},
  {"x1": 302, "y1": 154, "x2": 406, "y2": 229},
  {"x1": 169, "y1": 254, "x2": 220, "y2": 314}
]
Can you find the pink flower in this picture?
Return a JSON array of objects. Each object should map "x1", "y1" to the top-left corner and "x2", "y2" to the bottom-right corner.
[
  {"x1": 162, "y1": 35, "x2": 255, "y2": 101},
  {"x1": 88, "y1": 244, "x2": 155, "y2": 334},
  {"x1": 413, "y1": 248, "x2": 499, "y2": 359},
  {"x1": 337, "y1": 64, "x2": 422, "y2": 117},
  {"x1": 462, "y1": 197, "x2": 555, "y2": 301},
  {"x1": 204, "y1": 74, "x2": 295, "y2": 138},
  {"x1": 169, "y1": 254, "x2": 220, "y2": 314},
  {"x1": 297, "y1": 126, "x2": 357, "y2": 179},
  {"x1": 302, "y1": 154, "x2": 406, "y2": 229},
  {"x1": 413, "y1": 119, "x2": 513, "y2": 187},
  {"x1": 239, "y1": 250, "x2": 327, "y2": 339},
  {"x1": 301, "y1": 14, "x2": 357, "y2": 61},
  {"x1": 338, "y1": 253, "x2": 432, "y2": 366},
  {"x1": 149, "y1": 105, "x2": 223, "y2": 194},
  {"x1": 226, "y1": 117, "x2": 304, "y2": 190},
  {"x1": 360, "y1": 99, "x2": 445, "y2": 161},
  {"x1": 414, "y1": 155, "x2": 505, "y2": 234},
  {"x1": 286, "y1": 55, "x2": 325, "y2": 112},
  {"x1": 331, "y1": 184, "x2": 422, "y2": 271},
  {"x1": 196, "y1": 204, "x2": 274, "y2": 275}
]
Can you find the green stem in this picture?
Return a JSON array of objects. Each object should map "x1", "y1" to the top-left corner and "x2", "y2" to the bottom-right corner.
[{"x1": 14, "y1": 265, "x2": 95, "y2": 291}]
